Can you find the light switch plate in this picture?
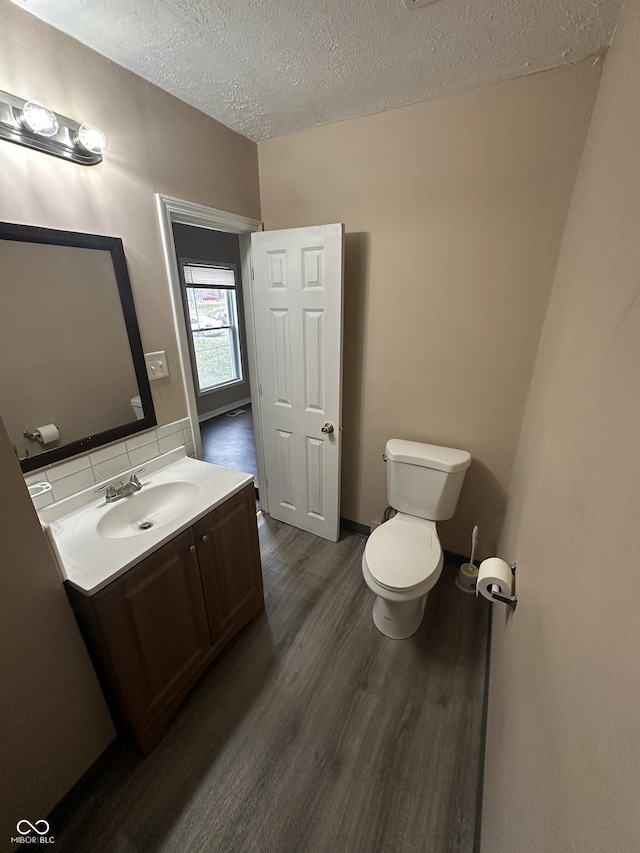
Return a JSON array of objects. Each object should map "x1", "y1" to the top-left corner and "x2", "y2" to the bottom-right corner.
[{"x1": 144, "y1": 351, "x2": 169, "y2": 380}]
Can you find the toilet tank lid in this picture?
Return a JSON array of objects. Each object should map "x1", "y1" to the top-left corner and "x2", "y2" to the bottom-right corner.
[{"x1": 385, "y1": 439, "x2": 471, "y2": 473}]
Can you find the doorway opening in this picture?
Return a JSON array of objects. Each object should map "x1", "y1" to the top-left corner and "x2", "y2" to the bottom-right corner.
[
  {"x1": 156, "y1": 194, "x2": 267, "y2": 514},
  {"x1": 171, "y1": 222, "x2": 259, "y2": 500}
]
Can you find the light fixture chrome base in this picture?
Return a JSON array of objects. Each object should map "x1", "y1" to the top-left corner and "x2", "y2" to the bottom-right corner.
[{"x1": 0, "y1": 90, "x2": 103, "y2": 165}]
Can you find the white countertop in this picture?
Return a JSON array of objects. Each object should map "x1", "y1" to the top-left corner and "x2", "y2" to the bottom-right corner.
[{"x1": 39, "y1": 448, "x2": 253, "y2": 595}]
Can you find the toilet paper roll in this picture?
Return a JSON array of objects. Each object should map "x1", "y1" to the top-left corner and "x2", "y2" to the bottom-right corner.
[
  {"x1": 476, "y1": 558, "x2": 513, "y2": 603},
  {"x1": 35, "y1": 423, "x2": 60, "y2": 444}
]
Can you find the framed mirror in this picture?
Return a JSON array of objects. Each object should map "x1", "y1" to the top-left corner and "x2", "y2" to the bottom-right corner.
[{"x1": 0, "y1": 221, "x2": 156, "y2": 473}]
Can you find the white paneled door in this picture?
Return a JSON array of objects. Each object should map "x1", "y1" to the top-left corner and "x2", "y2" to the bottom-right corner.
[{"x1": 251, "y1": 224, "x2": 344, "y2": 542}]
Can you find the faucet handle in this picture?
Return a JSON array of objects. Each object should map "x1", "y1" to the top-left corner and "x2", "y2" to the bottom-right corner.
[
  {"x1": 95, "y1": 483, "x2": 119, "y2": 499},
  {"x1": 128, "y1": 468, "x2": 145, "y2": 488}
]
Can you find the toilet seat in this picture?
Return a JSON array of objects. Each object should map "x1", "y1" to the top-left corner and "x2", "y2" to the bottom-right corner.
[{"x1": 364, "y1": 514, "x2": 442, "y2": 592}]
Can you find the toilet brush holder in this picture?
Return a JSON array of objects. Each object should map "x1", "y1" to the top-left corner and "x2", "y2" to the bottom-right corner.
[{"x1": 456, "y1": 562, "x2": 478, "y2": 593}]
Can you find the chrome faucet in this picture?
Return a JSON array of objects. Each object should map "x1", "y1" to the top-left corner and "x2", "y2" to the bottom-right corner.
[
  {"x1": 95, "y1": 468, "x2": 145, "y2": 503},
  {"x1": 120, "y1": 472, "x2": 143, "y2": 497}
]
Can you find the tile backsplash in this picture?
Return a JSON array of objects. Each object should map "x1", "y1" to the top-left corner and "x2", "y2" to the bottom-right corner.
[{"x1": 25, "y1": 418, "x2": 194, "y2": 509}]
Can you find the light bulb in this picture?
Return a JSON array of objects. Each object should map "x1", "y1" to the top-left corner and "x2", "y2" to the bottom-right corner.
[
  {"x1": 21, "y1": 100, "x2": 59, "y2": 137},
  {"x1": 74, "y1": 123, "x2": 107, "y2": 154}
]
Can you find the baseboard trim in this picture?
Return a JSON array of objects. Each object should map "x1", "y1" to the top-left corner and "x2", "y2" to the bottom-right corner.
[
  {"x1": 198, "y1": 396, "x2": 252, "y2": 423},
  {"x1": 443, "y1": 549, "x2": 470, "y2": 566},
  {"x1": 46, "y1": 739, "x2": 125, "y2": 837},
  {"x1": 473, "y1": 602, "x2": 493, "y2": 853},
  {"x1": 340, "y1": 517, "x2": 370, "y2": 537}
]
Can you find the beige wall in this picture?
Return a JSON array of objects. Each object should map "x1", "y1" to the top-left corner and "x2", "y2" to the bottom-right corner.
[
  {"x1": 482, "y1": 2, "x2": 640, "y2": 851},
  {"x1": 0, "y1": 0, "x2": 260, "y2": 428},
  {"x1": 0, "y1": 413, "x2": 116, "y2": 841},
  {"x1": 258, "y1": 60, "x2": 600, "y2": 555},
  {"x1": 0, "y1": 0, "x2": 259, "y2": 836}
]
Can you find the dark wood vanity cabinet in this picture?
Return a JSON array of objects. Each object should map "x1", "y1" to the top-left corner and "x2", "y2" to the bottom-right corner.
[
  {"x1": 66, "y1": 483, "x2": 264, "y2": 755},
  {"x1": 195, "y1": 485, "x2": 264, "y2": 652}
]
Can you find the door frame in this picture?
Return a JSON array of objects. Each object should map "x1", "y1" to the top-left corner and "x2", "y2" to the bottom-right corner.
[{"x1": 155, "y1": 194, "x2": 268, "y2": 512}]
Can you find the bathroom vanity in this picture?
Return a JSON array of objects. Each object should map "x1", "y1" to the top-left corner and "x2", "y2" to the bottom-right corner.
[{"x1": 40, "y1": 449, "x2": 264, "y2": 754}]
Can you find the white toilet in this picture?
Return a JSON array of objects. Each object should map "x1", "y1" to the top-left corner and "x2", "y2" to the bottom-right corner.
[
  {"x1": 362, "y1": 439, "x2": 471, "y2": 639},
  {"x1": 131, "y1": 395, "x2": 144, "y2": 421}
]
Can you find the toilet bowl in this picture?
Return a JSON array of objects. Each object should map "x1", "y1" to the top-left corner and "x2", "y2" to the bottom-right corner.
[
  {"x1": 362, "y1": 514, "x2": 443, "y2": 639},
  {"x1": 362, "y1": 438, "x2": 471, "y2": 640}
]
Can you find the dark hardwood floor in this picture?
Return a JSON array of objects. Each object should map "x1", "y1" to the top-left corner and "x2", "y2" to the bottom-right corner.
[
  {"x1": 200, "y1": 406, "x2": 258, "y2": 485},
  {"x1": 53, "y1": 516, "x2": 489, "y2": 852}
]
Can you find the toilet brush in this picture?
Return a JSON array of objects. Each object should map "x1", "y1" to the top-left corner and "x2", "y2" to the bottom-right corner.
[
  {"x1": 469, "y1": 525, "x2": 478, "y2": 569},
  {"x1": 456, "y1": 525, "x2": 479, "y2": 593}
]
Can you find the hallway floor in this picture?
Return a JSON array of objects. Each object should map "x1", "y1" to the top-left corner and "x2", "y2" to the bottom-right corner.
[
  {"x1": 200, "y1": 405, "x2": 258, "y2": 485},
  {"x1": 53, "y1": 517, "x2": 489, "y2": 852}
]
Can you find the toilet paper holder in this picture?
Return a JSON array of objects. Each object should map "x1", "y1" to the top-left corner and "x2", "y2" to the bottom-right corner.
[
  {"x1": 489, "y1": 564, "x2": 518, "y2": 611},
  {"x1": 23, "y1": 424, "x2": 59, "y2": 444}
]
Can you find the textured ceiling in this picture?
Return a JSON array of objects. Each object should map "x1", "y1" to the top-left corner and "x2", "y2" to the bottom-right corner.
[{"x1": 10, "y1": 0, "x2": 623, "y2": 141}]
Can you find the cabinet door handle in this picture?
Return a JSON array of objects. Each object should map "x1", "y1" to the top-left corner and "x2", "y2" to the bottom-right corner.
[
  {"x1": 201, "y1": 535, "x2": 208, "y2": 543},
  {"x1": 189, "y1": 545, "x2": 196, "y2": 553}
]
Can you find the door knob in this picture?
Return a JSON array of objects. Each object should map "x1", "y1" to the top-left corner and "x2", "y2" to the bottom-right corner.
[{"x1": 321, "y1": 422, "x2": 334, "y2": 434}]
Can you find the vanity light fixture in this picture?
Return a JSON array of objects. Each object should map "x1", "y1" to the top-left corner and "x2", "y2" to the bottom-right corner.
[
  {"x1": 21, "y1": 100, "x2": 59, "y2": 137},
  {"x1": 0, "y1": 89, "x2": 106, "y2": 165},
  {"x1": 74, "y1": 122, "x2": 108, "y2": 155}
]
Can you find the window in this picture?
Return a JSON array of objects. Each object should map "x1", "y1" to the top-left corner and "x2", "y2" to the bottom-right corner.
[{"x1": 180, "y1": 261, "x2": 243, "y2": 393}]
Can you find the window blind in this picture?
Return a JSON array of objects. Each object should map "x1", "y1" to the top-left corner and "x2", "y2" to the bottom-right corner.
[{"x1": 183, "y1": 264, "x2": 235, "y2": 288}]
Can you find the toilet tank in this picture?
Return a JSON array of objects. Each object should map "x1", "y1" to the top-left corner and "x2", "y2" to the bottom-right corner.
[{"x1": 385, "y1": 439, "x2": 471, "y2": 521}]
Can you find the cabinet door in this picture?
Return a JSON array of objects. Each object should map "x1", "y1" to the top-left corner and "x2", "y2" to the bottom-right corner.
[
  {"x1": 93, "y1": 528, "x2": 212, "y2": 731},
  {"x1": 194, "y1": 484, "x2": 264, "y2": 650}
]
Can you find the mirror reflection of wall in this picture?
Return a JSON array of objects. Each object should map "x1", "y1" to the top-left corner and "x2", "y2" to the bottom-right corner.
[{"x1": 0, "y1": 238, "x2": 143, "y2": 462}]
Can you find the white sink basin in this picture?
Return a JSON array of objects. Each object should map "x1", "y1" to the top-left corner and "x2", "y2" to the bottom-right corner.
[
  {"x1": 39, "y1": 448, "x2": 255, "y2": 594},
  {"x1": 95, "y1": 481, "x2": 200, "y2": 539}
]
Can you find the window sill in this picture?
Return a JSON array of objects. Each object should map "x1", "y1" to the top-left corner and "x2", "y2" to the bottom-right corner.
[{"x1": 197, "y1": 378, "x2": 245, "y2": 397}]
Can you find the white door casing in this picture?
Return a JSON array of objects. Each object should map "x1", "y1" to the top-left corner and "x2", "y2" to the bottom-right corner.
[
  {"x1": 251, "y1": 224, "x2": 344, "y2": 541},
  {"x1": 155, "y1": 194, "x2": 267, "y2": 509}
]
